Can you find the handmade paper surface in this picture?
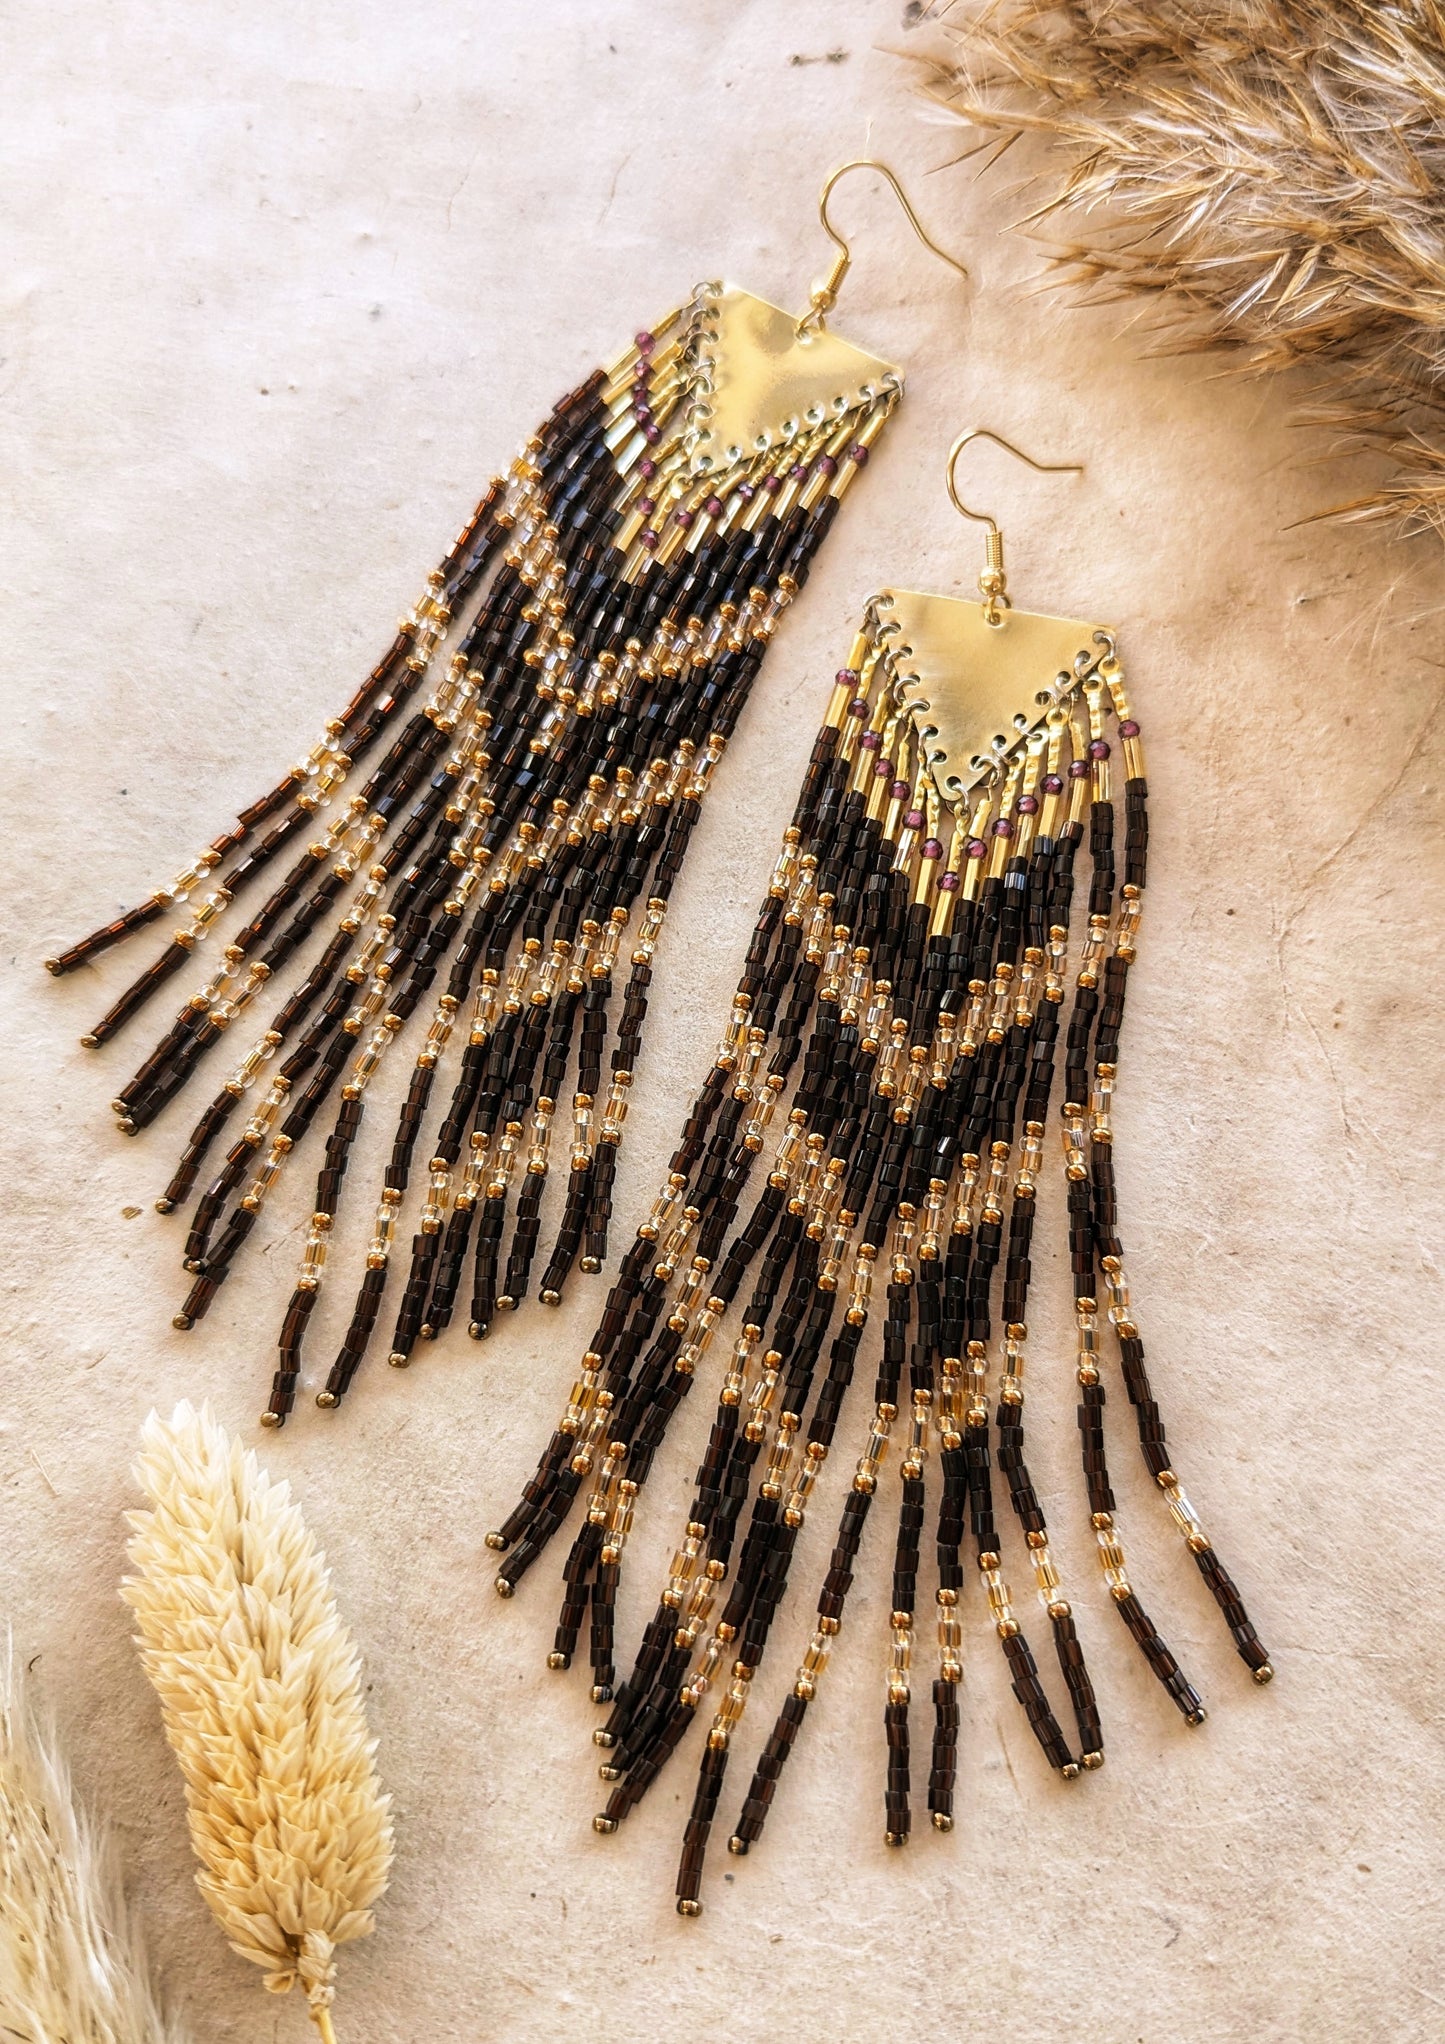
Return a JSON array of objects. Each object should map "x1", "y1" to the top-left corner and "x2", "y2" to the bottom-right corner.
[{"x1": 3, "y1": 4, "x2": 1441, "y2": 2040}]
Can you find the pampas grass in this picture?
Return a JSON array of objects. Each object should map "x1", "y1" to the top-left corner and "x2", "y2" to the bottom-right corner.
[
  {"x1": 0, "y1": 1641, "x2": 184, "y2": 2043},
  {"x1": 927, "y1": 0, "x2": 1445, "y2": 532},
  {"x1": 123, "y1": 1403, "x2": 392, "y2": 2041}
]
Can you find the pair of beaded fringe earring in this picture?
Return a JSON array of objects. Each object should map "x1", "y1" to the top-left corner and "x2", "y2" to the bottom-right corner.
[
  {"x1": 51, "y1": 157, "x2": 1272, "y2": 1910},
  {"x1": 49, "y1": 159, "x2": 968, "y2": 1422},
  {"x1": 487, "y1": 429, "x2": 1273, "y2": 1915}
]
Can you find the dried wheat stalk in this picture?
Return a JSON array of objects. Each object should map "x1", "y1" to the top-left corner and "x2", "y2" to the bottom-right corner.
[
  {"x1": 926, "y1": 0, "x2": 1445, "y2": 532},
  {"x1": 0, "y1": 1639, "x2": 185, "y2": 2043},
  {"x1": 123, "y1": 1403, "x2": 392, "y2": 2041}
]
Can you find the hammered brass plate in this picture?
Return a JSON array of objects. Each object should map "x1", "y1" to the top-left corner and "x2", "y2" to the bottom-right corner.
[
  {"x1": 885, "y1": 589, "x2": 1110, "y2": 803},
  {"x1": 691, "y1": 283, "x2": 898, "y2": 472}
]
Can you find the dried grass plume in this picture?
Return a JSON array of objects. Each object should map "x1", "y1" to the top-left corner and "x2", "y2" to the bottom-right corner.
[
  {"x1": 123, "y1": 1402, "x2": 392, "y2": 2041},
  {"x1": 0, "y1": 1640, "x2": 184, "y2": 2043},
  {"x1": 927, "y1": 0, "x2": 1445, "y2": 532}
]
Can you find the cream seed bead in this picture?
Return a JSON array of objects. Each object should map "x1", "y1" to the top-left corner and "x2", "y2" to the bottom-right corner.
[
  {"x1": 485, "y1": 1124, "x2": 522, "y2": 1202},
  {"x1": 743, "y1": 1356, "x2": 781, "y2": 1443},
  {"x1": 854, "y1": 1406, "x2": 895, "y2": 1495},
  {"x1": 568, "y1": 1392, "x2": 615, "y2": 1480},
  {"x1": 296, "y1": 1213, "x2": 332, "y2": 1291},
  {"x1": 364, "y1": 1189, "x2": 401, "y2": 1269},
  {"x1": 240, "y1": 1133, "x2": 292, "y2": 1214},
  {"x1": 640, "y1": 1171, "x2": 687, "y2": 1243}
]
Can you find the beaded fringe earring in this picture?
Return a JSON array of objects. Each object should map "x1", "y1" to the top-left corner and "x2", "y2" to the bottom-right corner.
[
  {"x1": 47, "y1": 163, "x2": 967, "y2": 1429},
  {"x1": 488, "y1": 430, "x2": 1271, "y2": 1914}
]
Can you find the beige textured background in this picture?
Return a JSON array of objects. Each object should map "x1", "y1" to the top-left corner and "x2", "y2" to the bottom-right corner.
[{"x1": 4, "y1": 3, "x2": 1443, "y2": 2039}]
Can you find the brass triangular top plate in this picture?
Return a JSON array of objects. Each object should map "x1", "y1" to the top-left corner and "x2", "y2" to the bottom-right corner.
[
  {"x1": 885, "y1": 588, "x2": 1111, "y2": 804},
  {"x1": 688, "y1": 282, "x2": 899, "y2": 474}
]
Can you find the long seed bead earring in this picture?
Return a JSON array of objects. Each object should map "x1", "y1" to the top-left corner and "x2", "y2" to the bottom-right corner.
[
  {"x1": 46, "y1": 162, "x2": 967, "y2": 1429},
  {"x1": 491, "y1": 429, "x2": 1270, "y2": 1915}
]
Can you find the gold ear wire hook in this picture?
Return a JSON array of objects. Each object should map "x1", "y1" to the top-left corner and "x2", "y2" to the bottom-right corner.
[
  {"x1": 797, "y1": 159, "x2": 969, "y2": 339},
  {"x1": 946, "y1": 428, "x2": 1082, "y2": 626}
]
